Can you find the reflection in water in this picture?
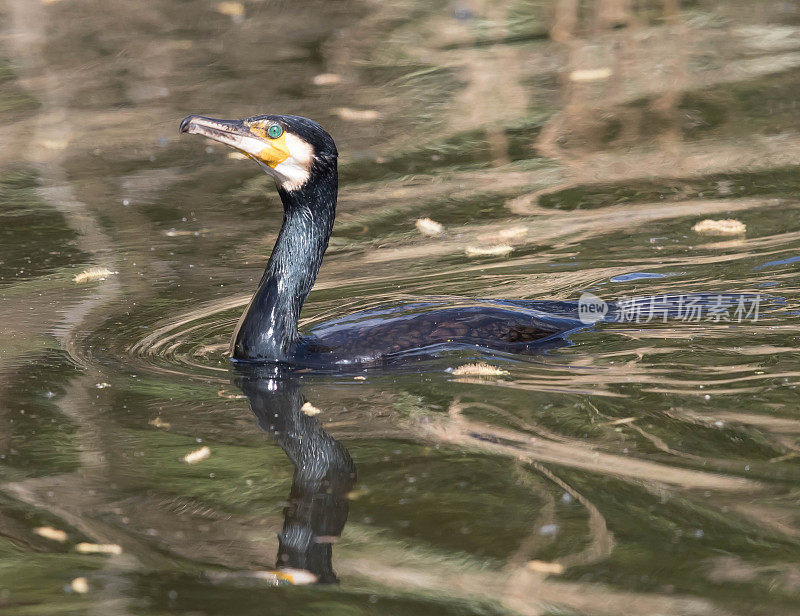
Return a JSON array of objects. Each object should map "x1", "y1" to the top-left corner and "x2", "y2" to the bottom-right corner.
[{"x1": 233, "y1": 367, "x2": 355, "y2": 585}]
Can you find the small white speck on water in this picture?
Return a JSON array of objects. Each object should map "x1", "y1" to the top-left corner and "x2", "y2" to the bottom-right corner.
[
  {"x1": 149, "y1": 417, "x2": 170, "y2": 429},
  {"x1": 450, "y1": 362, "x2": 508, "y2": 376},
  {"x1": 569, "y1": 67, "x2": 612, "y2": 82},
  {"x1": 301, "y1": 402, "x2": 322, "y2": 416},
  {"x1": 415, "y1": 217, "x2": 444, "y2": 236},
  {"x1": 70, "y1": 577, "x2": 89, "y2": 594},
  {"x1": 526, "y1": 560, "x2": 565, "y2": 575},
  {"x1": 75, "y1": 542, "x2": 122, "y2": 555},
  {"x1": 183, "y1": 446, "x2": 211, "y2": 464},
  {"x1": 34, "y1": 527, "x2": 67, "y2": 542},
  {"x1": 312, "y1": 73, "x2": 342, "y2": 86},
  {"x1": 73, "y1": 268, "x2": 117, "y2": 284},
  {"x1": 692, "y1": 219, "x2": 746, "y2": 236},
  {"x1": 464, "y1": 244, "x2": 513, "y2": 257}
]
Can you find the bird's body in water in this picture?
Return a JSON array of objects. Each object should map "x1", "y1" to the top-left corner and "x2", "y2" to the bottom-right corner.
[{"x1": 180, "y1": 113, "x2": 736, "y2": 367}]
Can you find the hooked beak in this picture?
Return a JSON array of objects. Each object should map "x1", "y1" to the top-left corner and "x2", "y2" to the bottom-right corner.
[{"x1": 180, "y1": 115, "x2": 289, "y2": 167}]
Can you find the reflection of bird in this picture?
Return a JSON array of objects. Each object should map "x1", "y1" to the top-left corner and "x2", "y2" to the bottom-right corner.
[
  {"x1": 181, "y1": 114, "x2": 584, "y2": 365},
  {"x1": 234, "y1": 366, "x2": 355, "y2": 584}
]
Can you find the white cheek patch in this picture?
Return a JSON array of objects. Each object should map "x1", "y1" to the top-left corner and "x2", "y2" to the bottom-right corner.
[{"x1": 269, "y1": 133, "x2": 314, "y2": 191}]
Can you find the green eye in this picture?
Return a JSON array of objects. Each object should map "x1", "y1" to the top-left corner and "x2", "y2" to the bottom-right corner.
[{"x1": 267, "y1": 124, "x2": 283, "y2": 139}]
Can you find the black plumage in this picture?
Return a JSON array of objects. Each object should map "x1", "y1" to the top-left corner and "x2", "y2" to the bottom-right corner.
[{"x1": 181, "y1": 113, "x2": 583, "y2": 366}]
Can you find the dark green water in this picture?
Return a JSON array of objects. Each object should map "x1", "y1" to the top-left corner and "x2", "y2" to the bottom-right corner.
[{"x1": 2, "y1": 1, "x2": 800, "y2": 614}]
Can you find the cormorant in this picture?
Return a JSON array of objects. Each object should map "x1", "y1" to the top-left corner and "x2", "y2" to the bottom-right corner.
[{"x1": 180, "y1": 113, "x2": 585, "y2": 366}]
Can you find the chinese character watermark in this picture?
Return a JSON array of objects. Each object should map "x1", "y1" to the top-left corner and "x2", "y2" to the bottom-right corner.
[{"x1": 578, "y1": 293, "x2": 762, "y2": 325}]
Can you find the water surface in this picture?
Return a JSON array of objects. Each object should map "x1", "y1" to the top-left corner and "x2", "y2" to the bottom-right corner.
[{"x1": 1, "y1": 1, "x2": 800, "y2": 615}]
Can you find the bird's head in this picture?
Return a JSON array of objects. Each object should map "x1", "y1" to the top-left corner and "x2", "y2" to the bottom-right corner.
[{"x1": 180, "y1": 114, "x2": 337, "y2": 192}]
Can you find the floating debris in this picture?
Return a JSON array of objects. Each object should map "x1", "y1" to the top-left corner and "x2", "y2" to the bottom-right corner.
[
  {"x1": 312, "y1": 73, "x2": 341, "y2": 86},
  {"x1": 505, "y1": 194, "x2": 533, "y2": 214},
  {"x1": 95, "y1": 382, "x2": 111, "y2": 389},
  {"x1": 569, "y1": 68, "x2": 612, "y2": 82},
  {"x1": 353, "y1": 376, "x2": 366, "y2": 381},
  {"x1": 526, "y1": 560, "x2": 564, "y2": 575},
  {"x1": 301, "y1": 402, "x2": 321, "y2": 416},
  {"x1": 498, "y1": 226, "x2": 528, "y2": 240},
  {"x1": 75, "y1": 542, "x2": 123, "y2": 555},
  {"x1": 278, "y1": 568, "x2": 318, "y2": 585},
  {"x1": 478, "y1": 226, "x2": 528, "y2": 242},
  {"x1": 149, "y1": 417, "x2": 171, "y2": 430},
  {"x1": 692, "y1": 219, "x2": 747, "y2": 236},
  {"x1": 216, "y1": 2, "x2": 244, "y2": 17},
  {"x1": 335, "y1": 107, "x2": 381, "y2": 122},
  {"x1": 606, "y1": 417, "x2": 637, "y2": 425},
  {"x1": 165, "y1": 229, "x2": 208, "y2": 237},
  {"x1": 183, "y1": 446, "x2": 211, "y2": 464},
  {"x1": 451, "y1": 363, "x2": 509, "y2": 376},
  {"x1": 70, "y1": 577, "x2": 89, "y2": 594},
  {"x1": 42, "y1": 139, "x2": 69, "y2": 150},
  {"x1": 73, "y1": 267, "x2": 117, "y2": 284},
  {"x1": 208, "y1": 569, "x2": 317, "y2": 586},
  {"x1": 347, "y1": 488, "x2": 370, "y2": 500},
  {"x1": 34, "y1": 526, "x2": 67, "y2": 542},
  {"x1": 415, "y1": 218, "x2": 444, "y2": 237},
  {"x1": 217, "y1": 390, "x2": 246, "y2": 399},
  {"x1": 465, "y1": 245, "x2": 513, "y2": 257}
]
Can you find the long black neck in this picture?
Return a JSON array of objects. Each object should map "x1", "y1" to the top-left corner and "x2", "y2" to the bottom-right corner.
[{"x1": 231, "y1": 162, "x2": 337, "y2": 361}]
